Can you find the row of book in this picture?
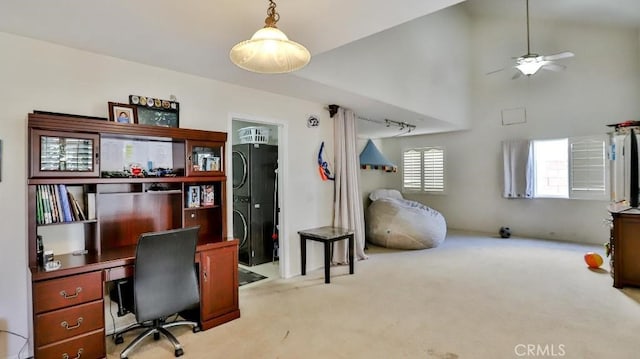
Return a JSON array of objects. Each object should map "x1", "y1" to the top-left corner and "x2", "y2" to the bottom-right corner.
[{"x1": 36, "y1": 185, "x2": 87, "y2": 225}]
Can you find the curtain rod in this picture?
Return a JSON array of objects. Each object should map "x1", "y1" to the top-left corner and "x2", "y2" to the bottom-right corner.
[{"x1": 324, "y1": 104, "x2": 415, "y2": 133}]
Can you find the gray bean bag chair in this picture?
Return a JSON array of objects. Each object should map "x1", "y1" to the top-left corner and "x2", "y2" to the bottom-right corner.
[{"x1": 366, "y1": 189, "x2": 446, "y2": 250}]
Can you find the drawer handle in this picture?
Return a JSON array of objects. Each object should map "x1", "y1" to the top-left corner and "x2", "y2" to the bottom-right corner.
[
  {"x1": 62, "y1": 348, "x2": 83, "y2": 359},
  {"x1": 61, "y1": 317, "x2": 83, "y2": 330},
  {"x1": 59, "y1": 287, "x2": 82, "y2": 299}
]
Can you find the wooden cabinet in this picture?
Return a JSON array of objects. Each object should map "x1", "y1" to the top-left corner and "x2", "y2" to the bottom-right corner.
[
  {"x1": 30, "y1": 129, "x2": 100, "y2": 178},
  {"x1": 32, "y1": 271, "x2": 105, "y2": 358},
  {"x1": 27, "y1": 112, "x2": 238, "y2": 358},
  {"x1": 183, "y1": 181, "x2": 226, "y2": 244},
  {"x1": 198, "y1": 241, "x2": 240, "y2": 330},
  {"x1": 186, "y1": 140, "x2": 224, "y2": 176},
  {"x1": 610, "y1": 211, "x2": 640, "y2": 288}
]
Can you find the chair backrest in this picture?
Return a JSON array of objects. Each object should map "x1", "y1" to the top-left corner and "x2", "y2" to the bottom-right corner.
[{"x1": 133, "y1": 226, "x2": 200, "y2": 322}]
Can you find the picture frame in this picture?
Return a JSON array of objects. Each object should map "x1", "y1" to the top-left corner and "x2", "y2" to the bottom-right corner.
[
  {"x1": 108, "y1": 102, "x2": 138, "y2": 124},
  {"x1": 129, "y1": 95, "x2": 179, "y2": 128},
  {"x1": 201, "y1": 185, "x2": 215, "y2": 206},
  {"x1": 187, "y1": 186, "x2": 201, "y2": 208}
]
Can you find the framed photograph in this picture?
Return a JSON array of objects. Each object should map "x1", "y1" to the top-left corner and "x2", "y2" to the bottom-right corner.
[
  {"x1": 201, "y1": 185, "x2": 215, "y2": 206},
  {"x1": 108, "y1": 102, "x2": 138, "y2": 124},
  {"x1": 187, "y1": 186, "x2": 201, "y2": 208}
]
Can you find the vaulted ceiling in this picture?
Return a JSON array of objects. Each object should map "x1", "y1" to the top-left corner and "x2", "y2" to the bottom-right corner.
[{"x1": 1, "y1": 0, "x2": 639, "y2": 138}]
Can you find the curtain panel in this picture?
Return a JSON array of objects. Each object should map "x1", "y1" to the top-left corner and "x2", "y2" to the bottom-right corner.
[
  {"x1": 332, "y1": 108, "x2": 368, "y2": 263},
  {"x1": 502, "y1": 139, "x2": 533, "y2": 199}
]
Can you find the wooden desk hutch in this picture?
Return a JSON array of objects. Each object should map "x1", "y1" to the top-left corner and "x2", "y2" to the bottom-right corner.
[
  {"x1": 609, "y1": 208, "x2": 640, "y2": 289},
  {"x1": 27, "y1": 112, "x2": 240, "y2": 358}
]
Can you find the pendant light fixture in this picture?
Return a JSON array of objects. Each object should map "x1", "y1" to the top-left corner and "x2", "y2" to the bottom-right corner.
[{"x1": 230, "y1": 0, "x2": 311, "y2": 74}]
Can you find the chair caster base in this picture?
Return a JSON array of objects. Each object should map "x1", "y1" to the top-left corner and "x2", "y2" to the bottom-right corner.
[
  {"x1": 175, "y1": 348, "x2": 184, "y2": 357},
  {"x1": 192, "y1": 326, "x2": 201, "y2": 333},
  {"x1": 114, "y1": 335, "x2": 124, "y2": 345},
  {"x1": 154, "y1": 332, "x2": 160, "y2": 340}
]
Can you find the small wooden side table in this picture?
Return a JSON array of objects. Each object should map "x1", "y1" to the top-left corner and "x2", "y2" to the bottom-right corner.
[{"x1": 298, "y1": 226, "x2": 354, "y2": 283}]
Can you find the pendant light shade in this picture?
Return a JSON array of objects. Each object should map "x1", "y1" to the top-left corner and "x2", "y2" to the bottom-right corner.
[{"x1": 230, "y1": 0, "x2": 310, "y2": 74}]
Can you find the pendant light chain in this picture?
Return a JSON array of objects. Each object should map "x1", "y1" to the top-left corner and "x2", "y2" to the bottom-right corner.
[{"x1": 265, "y1": 0, "x2": 280, "y2": 28}]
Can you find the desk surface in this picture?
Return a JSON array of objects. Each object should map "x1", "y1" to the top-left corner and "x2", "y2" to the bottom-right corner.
[
  {"x1": 298, "y1": 226, "x2": 353, "y2": 240},
  {"x1": 30, "y1": 239, "x2": 238, "y2": 281}
]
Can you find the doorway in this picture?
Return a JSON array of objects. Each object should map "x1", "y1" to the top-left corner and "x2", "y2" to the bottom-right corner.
[{"x1": 231, "y1": 117, "x2": 283, "y2": 280}]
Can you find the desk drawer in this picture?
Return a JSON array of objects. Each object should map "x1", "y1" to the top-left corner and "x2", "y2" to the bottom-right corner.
[
  {"x1": 36, "y1": 328, "x2": 105, "y2": 359},
  {"x1": 34, "y1": 271, "x2": 102, "y2": 313},
  {"x1": 104, "y1": 265, "x2": 134, "y2": 282},
  {"x1": 35, "y1": 300, "x2": 104, "y2": 347}
]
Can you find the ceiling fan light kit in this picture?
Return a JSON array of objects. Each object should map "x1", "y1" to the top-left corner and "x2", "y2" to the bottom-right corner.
[
  {"x1": 230, "y1": 0, "x2": 311, "y2": 74},
  {"x1": 516, "y1": 56, "x2": 547, "y2": 76},
  {"x1": 490, "y1": 0, "x2": 574, "y2": 78}
]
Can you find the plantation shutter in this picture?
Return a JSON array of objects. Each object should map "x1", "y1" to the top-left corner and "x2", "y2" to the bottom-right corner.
[
  {"x1": 402, "y1": 147, "x2": 445, "y2": 193},
  {"x1": 423, "y1": 147, "x2": 445, "y2": 192},
  {"x1": 402, "y1": 149, "x2": 422, "y2": 191},
  {"x1": 569, "y1": 135, "x2": 608, "y2": 200}
]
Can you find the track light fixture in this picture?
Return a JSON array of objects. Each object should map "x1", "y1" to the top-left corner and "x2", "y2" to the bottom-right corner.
[{"x1": 384, "y1": 119, "x2": 415, "y2": 133}]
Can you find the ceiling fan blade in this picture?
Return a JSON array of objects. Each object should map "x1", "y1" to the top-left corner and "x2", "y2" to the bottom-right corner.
[
  {"x1": 486, "y1": 67, "x2": 506, "y2": 75},
  {"x1": 541, "y1": 63, "x2": 566, "y2": 72},
  {"x1": 543, "y1": 51, "x2": 574, "y2": 61}
]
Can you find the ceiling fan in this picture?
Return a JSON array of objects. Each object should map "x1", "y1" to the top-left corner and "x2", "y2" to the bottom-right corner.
[{"x1": 488, "y1": 0, "x2": 574, "y2": 79}]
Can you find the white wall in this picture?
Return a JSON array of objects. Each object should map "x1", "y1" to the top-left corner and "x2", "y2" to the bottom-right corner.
[
  {"x1": 298, "y1": 5, "x2": 471, "y2": 130},
  {"x1": 381, "y1": 17, "x2": 640, "y2": 244},
  {"x1": 0, "y1": 32, "x2": 334, "y2": 358},
  {"x1": 357, "y1": 138, "x2": 398, "y2": 208}
]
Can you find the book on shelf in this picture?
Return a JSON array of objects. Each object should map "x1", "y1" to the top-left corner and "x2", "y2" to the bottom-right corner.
[
  {"x1": 36, "y1": 186, "x2": 44, "y2": 224},
  {"x1": 43, "y1": 185, "x2": 53, "y2": 223},
  {"x1": 85, "y1": 192, "x2": 96, "y2": 220},
  {"x1": 39, "y1": 185, "x2": 52, "y2": 224},
  {"x1": 68, "y1": 191, "x2": 80, "y2": 220},
  {"x1": 49, "y1": 185, "x2": 61, "y2": 223},
  {"x1": 57, "y1": 185, "x2": 73, "y2": 222},
  {"x1": 67, "y1": 191, "x2": 86, "y2": 221}
]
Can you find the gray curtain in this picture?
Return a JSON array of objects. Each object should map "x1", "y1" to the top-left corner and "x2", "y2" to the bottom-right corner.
[{"x1": 332, "y1": 108, "x2": 368, "y2": 263}]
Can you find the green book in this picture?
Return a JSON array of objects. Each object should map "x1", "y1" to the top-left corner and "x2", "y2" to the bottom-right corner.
[
  {"x1": 40, "y1": 185, "x2": 52, "y2": 224},
  {"x1": 36, "y1": 186, "x2": 43, "y2": 225}
]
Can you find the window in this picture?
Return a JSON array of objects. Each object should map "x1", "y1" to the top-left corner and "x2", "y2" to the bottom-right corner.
[
  {"x1": 533, "y1": 139, "x2": 568, "y2": 198},
  {"x1": 531, "y1": 135, "x2": 607, "y2": 200},
  {"x1": 402, "y1": 147, "x2": 445, "y2": 193}
]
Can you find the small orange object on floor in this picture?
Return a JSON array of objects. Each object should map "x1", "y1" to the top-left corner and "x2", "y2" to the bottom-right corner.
[{"x1": 584, "y1": 252, "x2": 603, "y2": 268}]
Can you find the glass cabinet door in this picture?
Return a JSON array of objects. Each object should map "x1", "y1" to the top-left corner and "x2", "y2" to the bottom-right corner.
[
  {"x1": 187, "y1": 140, "x2": 224, "y2": 176},
  {"x1": 30, "y1": 129, "x2": 100, "y2": 177}
]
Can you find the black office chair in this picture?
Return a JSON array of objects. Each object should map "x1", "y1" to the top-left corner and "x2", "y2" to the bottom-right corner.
[{"x1": 113, "y1": 226, "x2": 201, "y2": 358}]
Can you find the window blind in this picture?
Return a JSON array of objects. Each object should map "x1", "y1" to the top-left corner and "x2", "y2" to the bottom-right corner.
[
  {"x1": 569, "y1": 136, "x2": 608, "y2": 200},
  {"x1": 402, "y1": 147, "x2": 444, "y2": 193},
  {"x1": 423, "y1": 148, "x2": 444, "y2": 191},
  {"x1": 402, "y1": 149, "x2": 422, "y2": 190}
]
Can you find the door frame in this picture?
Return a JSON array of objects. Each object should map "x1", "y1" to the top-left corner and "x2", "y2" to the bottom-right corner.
[{"x1": 228, "y1": 113, "x2": 287, "y2": 278}]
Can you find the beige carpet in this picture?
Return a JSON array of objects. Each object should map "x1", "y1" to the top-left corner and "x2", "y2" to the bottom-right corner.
[{"x1": 106, "y1": 231, "x2": 640, "y2": 359}]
